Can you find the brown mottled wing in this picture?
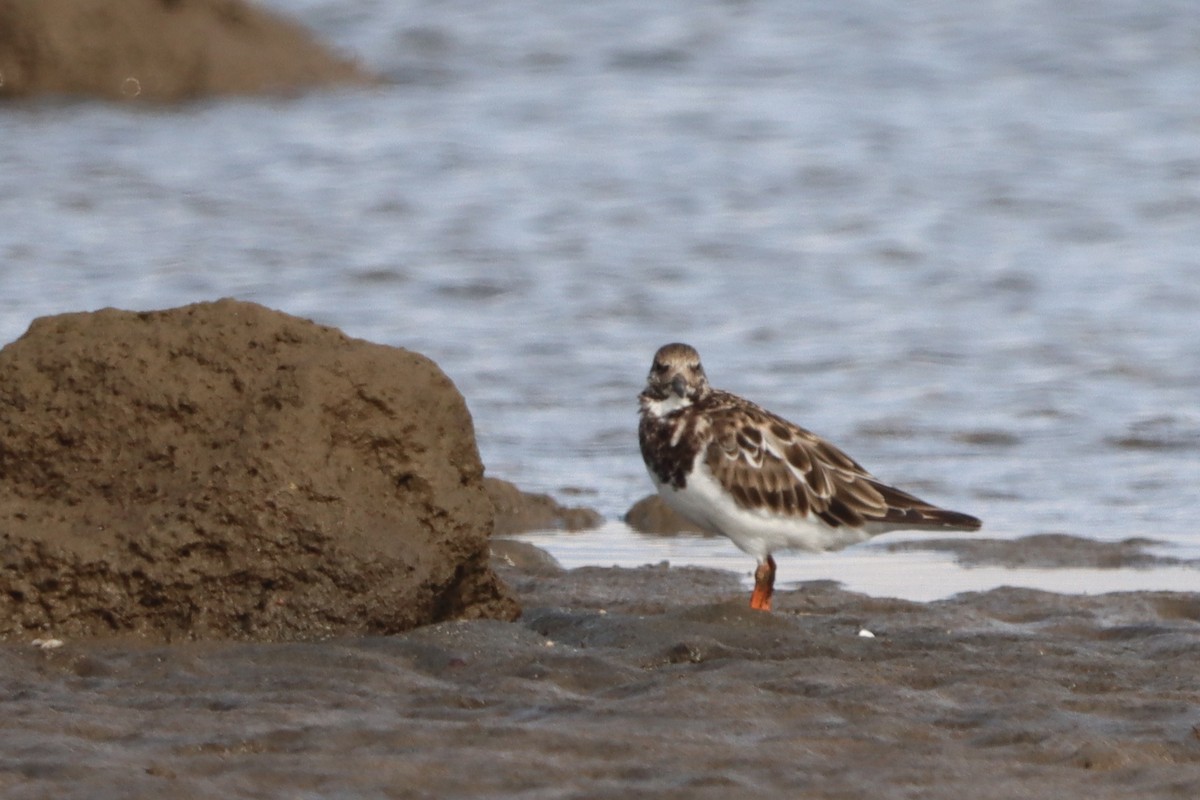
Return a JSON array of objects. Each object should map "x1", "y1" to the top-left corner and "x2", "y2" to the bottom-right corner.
[{"x1": 702, "y1": 394, "x2": 981, "y2": 531}]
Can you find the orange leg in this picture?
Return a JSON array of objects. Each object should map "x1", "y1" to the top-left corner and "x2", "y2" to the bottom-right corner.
[{"x1": 749, "y1": 555, "x2": 776, "y2": 611}]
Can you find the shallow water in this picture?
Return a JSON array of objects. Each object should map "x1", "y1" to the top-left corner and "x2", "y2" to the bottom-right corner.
[
  {"x1": 3, "y1": 3, "x2": 1200, "y2": 797},
  {"x1": 516, "y1": 523, "x2": 1200, "y2": 602},
  {"x1": 2, "y1": 0, "x2": 1198, "y2": 599}
]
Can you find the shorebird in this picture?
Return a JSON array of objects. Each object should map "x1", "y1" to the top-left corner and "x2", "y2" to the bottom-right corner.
[{"x1": 637, "y1": 342, "x2": 981, "y2": 611}]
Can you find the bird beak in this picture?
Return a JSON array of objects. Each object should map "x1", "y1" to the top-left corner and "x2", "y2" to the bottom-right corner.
[{"x1": 670, "y1": 375, "x2": 688, "y2": 397}]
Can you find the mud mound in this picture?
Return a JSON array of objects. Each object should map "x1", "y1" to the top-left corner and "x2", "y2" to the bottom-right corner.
[
  {"x1": 484, "y1": 477, "x2": 603, "y2": 536},
  {"x1": 0, "y1": 0, "x2": 374, "y2": 102},
  {"x1": 886, "y1": 533, "x2": 1199, "y2": 569},
  {"x1": 0, "y1": 299, "x2": 518, "y2": 641},
  {"x1": 624, "y1": 493, "x2": 710, "y2": 535}
]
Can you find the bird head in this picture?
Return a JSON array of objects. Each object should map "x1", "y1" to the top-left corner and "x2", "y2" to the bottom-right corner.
[{"x1": 643, "y1": 342, "x2": 709, "y2": 404}]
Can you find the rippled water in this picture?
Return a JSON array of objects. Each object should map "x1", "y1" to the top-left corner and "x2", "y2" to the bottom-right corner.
[{"x1": 1, "y1": 0, "x2": 1198, "y2": 597}]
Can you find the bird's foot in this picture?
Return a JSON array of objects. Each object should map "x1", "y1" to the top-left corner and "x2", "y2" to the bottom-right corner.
[{"x1": 749, "y1": 555, "x2": 776, "y2": 611}]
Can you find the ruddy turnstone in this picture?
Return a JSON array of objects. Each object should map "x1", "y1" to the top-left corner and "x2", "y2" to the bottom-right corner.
[{"x1": 638, "y1": 342, "x2": 981, "y2": 611}]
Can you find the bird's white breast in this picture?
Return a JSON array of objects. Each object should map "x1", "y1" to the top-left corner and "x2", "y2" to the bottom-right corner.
[{"x1": 651, "y1": 454, "x2": 871, "y2": 560}]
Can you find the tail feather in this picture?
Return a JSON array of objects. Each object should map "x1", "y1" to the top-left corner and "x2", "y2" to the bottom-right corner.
[
  {"x1": 871, "y1": 481, "x2": 982, "y2": 531},
  {"x1": 911, "y1": 507, "x2": 982, "y2": 530}
]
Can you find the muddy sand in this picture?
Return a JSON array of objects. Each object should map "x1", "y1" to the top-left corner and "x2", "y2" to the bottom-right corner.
[{"x1": 3, "y1": 551, "x2": 1198, "y2": 799}]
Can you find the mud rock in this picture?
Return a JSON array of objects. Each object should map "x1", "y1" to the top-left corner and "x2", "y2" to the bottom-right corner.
[
  {"x1": 624, "y1": 492, "x2": 711, "y2": 535},
  {"x1": 489, "y1": 538, "x2": 565, "y2": 577},
  {"x1": 0, "y1": 299, "x2": 518, "y2": 641},
  {"x1": 0, "y1": 0, "x2": 374, "y2": 102},
  {"x1": 886, "y1": 533, "x2": 1199, "y2": 569},
  {"x1": 484, "y1": 477, "x2": 603, "y2": 536}
]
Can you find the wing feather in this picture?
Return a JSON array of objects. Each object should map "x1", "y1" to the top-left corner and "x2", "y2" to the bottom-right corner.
[{"x1": 700, "y1": 392, "x2": 981, "y2": 532}]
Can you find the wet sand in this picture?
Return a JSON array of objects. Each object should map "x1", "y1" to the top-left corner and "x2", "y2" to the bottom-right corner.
[
  {"x1": 3, "y1": 552, "x2": 1198, "y2": 799},
  {"x1": 885, "y1": 532, "x2": 1200, "y2": 569}
]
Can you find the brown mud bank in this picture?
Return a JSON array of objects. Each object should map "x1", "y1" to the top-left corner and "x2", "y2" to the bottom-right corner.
[
  {"x1": 486, "y1": 477, "x2": 603, "y2": 536},
  {"x1": 0, "y1": 300, "x2": 517, "y2": 641},
  {"x1": 0, "y1": 298, "x2": 603, "y2": 644},
  {"x1": 3, "y1": 556, "x2": 1198, "y2": 799},
  {"x1": 0, "y1": 0, "x2": 374, "y2": 102}
]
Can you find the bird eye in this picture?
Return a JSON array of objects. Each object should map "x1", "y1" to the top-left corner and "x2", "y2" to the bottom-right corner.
[{"x1": 652, "y1": 362, "x2": 669, "y2": 373}]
